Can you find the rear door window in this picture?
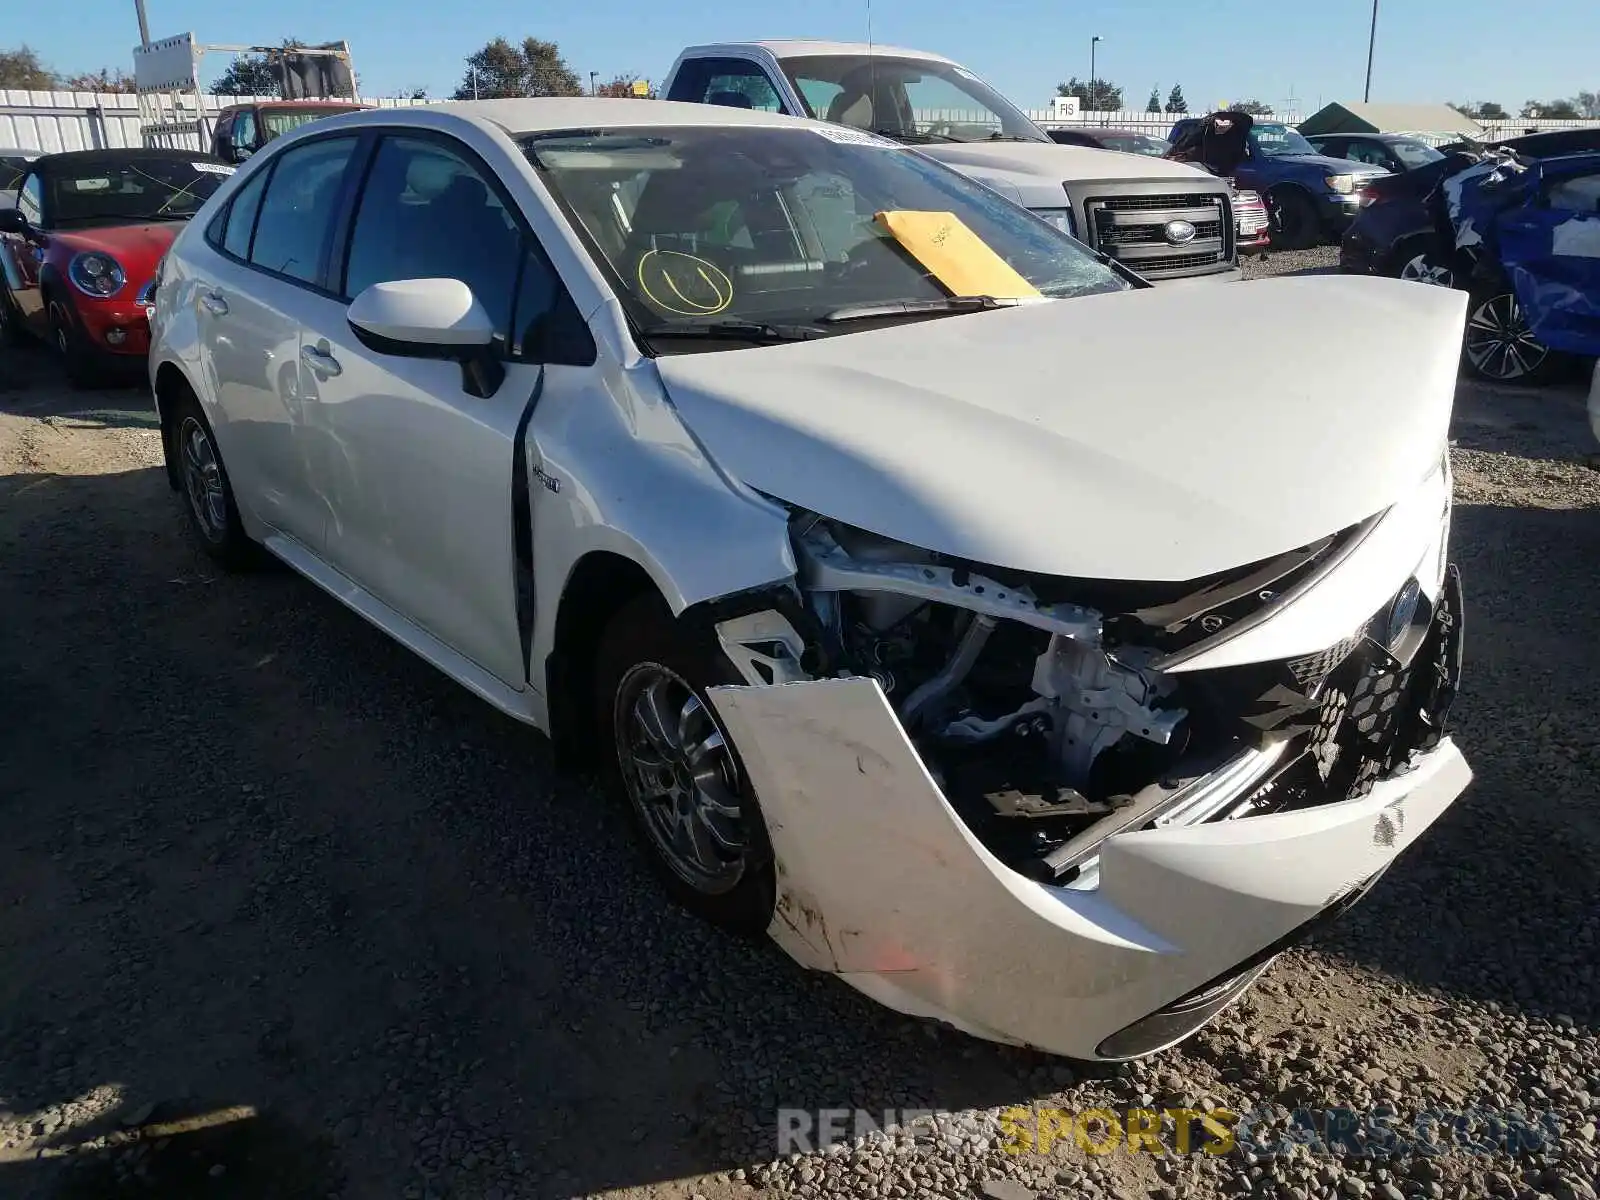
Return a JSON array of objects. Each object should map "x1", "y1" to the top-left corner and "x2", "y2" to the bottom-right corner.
[{"x1": 247, "y1": 136, "x2": 359, "y2": 285}]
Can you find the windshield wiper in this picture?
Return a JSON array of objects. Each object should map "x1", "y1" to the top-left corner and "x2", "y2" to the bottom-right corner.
[
  {"x1": 636, "y1": 319, "x2": 828, "y2": 344},
  {"x1": 820, "y1": 295, "x2": 1027, "y2": 323},
  {"x1": 874, "y1": 129, "x2": 959, "y2": 144}
]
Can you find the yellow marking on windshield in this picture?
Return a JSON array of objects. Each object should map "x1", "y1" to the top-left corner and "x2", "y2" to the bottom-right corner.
[
  {"x1": 636, "y1": 249, "x2": 734, "y2": 316},
  {"x1": 873, "y1": 211, "x2": 1041, "y2": 299}
]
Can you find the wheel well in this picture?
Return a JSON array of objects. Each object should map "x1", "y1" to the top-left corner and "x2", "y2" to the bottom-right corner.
[
  {"x1": 545, "y1": 552, "x2": 664, "y2": 768},
  {"x1": 153, "y1": 363, "x2": 196, "y2": 492}
]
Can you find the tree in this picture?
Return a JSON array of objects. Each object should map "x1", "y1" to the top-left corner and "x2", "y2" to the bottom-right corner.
[
  {"x1": 1477, "y1": 101, "x2": 1508, "y2": 120},
  {"x1": 1165, "y1": 84, "x2": 1188, "y2": 114},
  {"x1": 1056, "y1": 76, "x2": 1123, "y2": 112},
  {"x1": 1232, "y1": 99, "x2": 1272, "y2": 116},
  {"x1": 60, "y1": 67, "x2": 136, "y2": 93},
  {"x1": 212, "y1": 38, "x2": 301, "y2": 97},
  {"x1": 1145, "y1": 86, "x2": 1161, "y2": 113},
  {"x1": 596, "y1": 75, "x2": 653, "y2": 98},
  {"x1": 0, "y1": 46, "x2": 57, "y2": 90},
  {"x1": 452, "y1": 37, "x2": 582, "y2": 100},
  {"x1": 1539, "y1": 98, "x2": 1581, "y2": 118}
]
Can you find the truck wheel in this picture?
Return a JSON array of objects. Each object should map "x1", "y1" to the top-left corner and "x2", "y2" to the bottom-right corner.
[
  {"x1": 1269, "y1": 187, "x2": 1320, "y2": 251},
  {"x1": 1462, "y1": 289, "x2": 1559, "y2": 384},
  {"x1": 594, "y1": 593, "x2": 776, "y2": 935}
]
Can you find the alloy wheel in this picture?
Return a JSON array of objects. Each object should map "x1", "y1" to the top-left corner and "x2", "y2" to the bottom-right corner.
[
  {"x1": 613, "y1": 662, "x2": 748, "y2": 894},
  {"x1": 1399, "y1": 253, "x2": 1454, "y2": 288},
  {"x1": 1463, "y1": 293, "x2": 1549, "y2": 382},
  {"x1": 179, "y1": 416, "x2": 228, "y2": 542}
]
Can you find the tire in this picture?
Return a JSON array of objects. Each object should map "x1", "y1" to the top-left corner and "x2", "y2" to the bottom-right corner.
[
  {"x1": 1461, "y1": 288, "x2": 1560, "y2": 385},
  {"x1": 1395, "y1": 249, "x2": 1455, "y2": 289},
  {"x1": 593, "y1": 593, "x2": 776, "y2": 934},
  {"x1": 48, "y1": 301, "x2": 105, "y2": 389},
  {"x1": 1269, "y1": 187, "x2": 1321, "y2": 251},
  {"x1": 170, "y1": 388, "x2": 258, "y2": 569}
]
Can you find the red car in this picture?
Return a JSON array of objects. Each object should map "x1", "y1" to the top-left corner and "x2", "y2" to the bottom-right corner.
[{"x1": 0, "y1": 148, "x2": 233, "y2": 385}]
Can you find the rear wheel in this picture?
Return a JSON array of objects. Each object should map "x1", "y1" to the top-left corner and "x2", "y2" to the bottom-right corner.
[
  {"x1": 1462, "y1": 289, "x2": 1559, "y2": 384},
  {"x1": 171, "y1": 389, "x2": 258, "y2": 569},
  {"x1": 594, "y1": 594, "x2": 775, "y2": 934},
  {"x1": 1269, "y1": 187, "x2": 1321, "y2": 251}
]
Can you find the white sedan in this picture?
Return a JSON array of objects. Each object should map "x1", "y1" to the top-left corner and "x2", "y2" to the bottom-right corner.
[{"x1": 148, "y1": 98, "x2": 1472, "y2": 1060}]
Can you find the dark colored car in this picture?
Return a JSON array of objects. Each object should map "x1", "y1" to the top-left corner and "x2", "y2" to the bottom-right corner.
[
  {"x1": 0, "y1": 148, "x2": 233, "y2": 384},
  {"x1": 1341, "y1": 128, "x2": 1600, "y2": 282},
  {"x1": 211, "y1": 100, "x2": 368, "y2": 164},
  {"x1": 1170, "y1": 116, "x2": 1387, "y2": 249},
  {"x1": 1304, "y1": 132, "x2": 1446, "y2": 175},
  {"x1": 1045, "y1": 127, "x2": 1171, "y2": 157}
]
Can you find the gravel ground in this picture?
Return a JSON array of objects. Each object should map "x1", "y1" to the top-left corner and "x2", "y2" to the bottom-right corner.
[{"x1": 1, "y1": 276, "x2": 1598, "y2": 1200}]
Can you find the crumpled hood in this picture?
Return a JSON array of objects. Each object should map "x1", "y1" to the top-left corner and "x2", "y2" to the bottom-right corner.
[
  {"x1": 920, "y1": 140, "x2": 1217, "y2": 184},
  {"x1": 655, "y1": 275, "x2": 1467, "y2": 582}
]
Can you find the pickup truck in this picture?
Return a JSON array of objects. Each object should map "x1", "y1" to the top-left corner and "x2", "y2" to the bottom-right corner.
[
  {"x1": 662, "y1": 41, "x2": 1241, "y2": 284},
  {"x1": 210, "y1": 99, "x2": 368, "y2": 164},
  {"x1": 1168, "y1": 116, "x2": 1388, "y2": 250}
]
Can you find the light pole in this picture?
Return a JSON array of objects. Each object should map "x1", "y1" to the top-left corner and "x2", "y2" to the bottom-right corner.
[
  {"x1": 1363, "y1": 0, "x2": 1378, "y2": 102},
  {"x1": 1090, "y1": 35, "x2": 1102, "y2": 107},
  {"x1": 134, "y1": 0, "x2": 151, "y2": 47}
]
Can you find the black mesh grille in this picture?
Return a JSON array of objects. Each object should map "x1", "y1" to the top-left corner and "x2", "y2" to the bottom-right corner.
[{"x1": 1098, "y1": 220, "x2": 1224, "y2": 245}]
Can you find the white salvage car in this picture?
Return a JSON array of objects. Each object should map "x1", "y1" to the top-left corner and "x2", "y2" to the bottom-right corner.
[{"x1": 148, "y1": 98, "x2": 1472, "y2": 1061}]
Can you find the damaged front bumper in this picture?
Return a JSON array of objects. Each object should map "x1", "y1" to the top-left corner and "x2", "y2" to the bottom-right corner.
[{"x1": 706, "y1": 570, "x2": 1471, "y2": 1061}]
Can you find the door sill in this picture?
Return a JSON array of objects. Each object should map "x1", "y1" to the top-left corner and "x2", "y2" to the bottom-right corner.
[{"x1": 263, "y1": 533, "x2": 546, "y2": 728}]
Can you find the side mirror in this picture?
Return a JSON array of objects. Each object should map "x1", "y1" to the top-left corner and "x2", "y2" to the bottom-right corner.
[
  {"x1": 348, "y1": 278, "x2": 505, "y2": 398},
  {"x1": 235, "y1": 145, "x2": 253, "y2": 160},
  {"x1": 0, "y1": 208, "x2": 26, "y2": 235}
]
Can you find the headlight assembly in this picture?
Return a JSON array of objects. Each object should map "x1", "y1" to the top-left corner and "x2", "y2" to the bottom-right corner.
[
  {"x1": 1325, "y1": 174, "x2": 1359, "y2": 195},
  {"x1": 68, "y1": 252, "x2": 127, "y2": 298}
]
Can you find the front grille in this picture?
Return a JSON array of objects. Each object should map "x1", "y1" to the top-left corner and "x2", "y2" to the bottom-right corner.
[
  {"x1": 1098, "y1": 219, "x2": 1223, "y2": 245},
  {"x1": 1081, "y1": 190, "x2": 1234, "y2": 280},
  {"x1": 1115, "y1": 250, "x2": 1223, "y2": 274},
  {"x1": 1091, "y1": 192, "x2": 1212, "y2": 211}
]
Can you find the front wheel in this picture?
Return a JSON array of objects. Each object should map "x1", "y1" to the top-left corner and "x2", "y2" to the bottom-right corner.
[
  {"x1": 49, "y1": 302, "x2": 104, "y2": 389},
  {"x1": 594, "y1": 594, "x2": 775, "y2": 934},
  {"x1": 1269, "y1": 187, "x2": 1321, "y2": 251},
  {"x1": 1462, "y1": 289, "x2": 1559, "y2": 384},
  {"x1": 1397, "y1": 251, "x2": 1455, "y2": 289}
]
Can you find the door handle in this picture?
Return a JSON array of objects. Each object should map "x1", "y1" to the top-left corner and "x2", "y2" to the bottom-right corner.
[
  {"x1": 300, "y1": 345, "x2": 342, "y2": 378},
  {"x1": 200, "y1": 291, "x2": 229, "y2": 316}
]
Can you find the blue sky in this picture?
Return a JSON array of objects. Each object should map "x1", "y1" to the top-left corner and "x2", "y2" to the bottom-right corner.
[{"x1": 11, "y1": 0, "x2": 1595, "y2": 113}]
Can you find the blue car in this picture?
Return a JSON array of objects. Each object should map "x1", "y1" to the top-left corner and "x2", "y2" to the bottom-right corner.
[
  {"x1": 1410, "y1": 150, "x2": 1600, "y2": 384},
  {"x1": 1169, "y1": 116, "x2": 1389, "y2": 249}
]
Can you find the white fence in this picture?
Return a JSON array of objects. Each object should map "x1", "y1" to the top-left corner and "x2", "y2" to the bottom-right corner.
[
  {"x1": 0, "y1": 90, "x2": 430, "y2": 155},
  {"x1": 5, "y1": 90, "x2": 1598, "y2": 156}
]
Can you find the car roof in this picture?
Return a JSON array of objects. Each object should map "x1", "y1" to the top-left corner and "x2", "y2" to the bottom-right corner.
[
  {"x1": 222, "y1": 100, "x2": 366, "y2": 110},
  {"x1": 1083, "y1": 127, "x2": 1164, "y2": 138},
  {"x1": 681, "y1": 40, "x2": 955, "y2": 63},
  {"x1": 31, "y1": 147, "x2": 227, "y2": 173},
  {"x1": 336, "y1": 97, "x2": 850, "y2": 137}
]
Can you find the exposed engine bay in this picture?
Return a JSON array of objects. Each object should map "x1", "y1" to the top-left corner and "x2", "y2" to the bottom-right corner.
[{"x1": 715, "y1": 509, "x2": 1462, "y2": 885}]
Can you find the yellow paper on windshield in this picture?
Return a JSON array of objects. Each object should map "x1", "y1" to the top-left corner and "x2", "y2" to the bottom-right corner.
[{"x1": 873, "y1": 210, "x2": 1041, "y2": 299}]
